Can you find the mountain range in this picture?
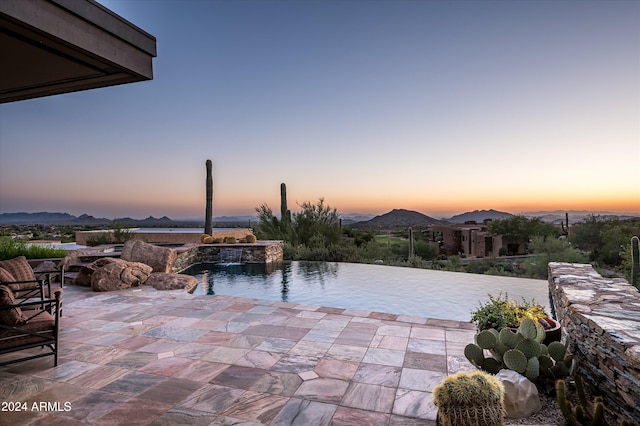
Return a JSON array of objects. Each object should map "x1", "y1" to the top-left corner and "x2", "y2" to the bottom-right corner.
[
  {"x1": 0, "y1": 212, "x2": 194, "y2": 226},
  {"x1": 1, "y1": 209, "x2": 637, "y2": 227}
]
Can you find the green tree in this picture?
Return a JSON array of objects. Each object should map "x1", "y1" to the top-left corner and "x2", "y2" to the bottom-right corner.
[
  {"x1": 571, "y1": 215, "x2": 636, "y2": 267},
  {"x1": 414, "y1": 239, "x2": 437, "y2": 260},
  {"x1": 570, "y1": 215, "x2": 605, "y2": 253},
  {"x1": 524, "y1": 235, "x2": 588, "y2": 278},
  {"x1": 292, "y1": 198, "x2": 341, "y2": 247},
  {"x1": 254, "y1": 204, "x2": 285, "y2": 241},
  {"x1": 599, "y1": 225, "x2": 632, "y2": 266},
  {"x1": 488, "y1": 215, "x2": 557, "y2": 254}
]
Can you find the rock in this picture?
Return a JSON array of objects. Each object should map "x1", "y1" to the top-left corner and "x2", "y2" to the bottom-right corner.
[
  {"x1": 496, "y1": 369, "x2": 541, "y2": 418},
  {"x1": 121, "y1": 240, "x2": 177, "y2": 273},
  {"x1": 32, "y1": 260, "x2": 57, "y2": 273},
  {"x1": 91, "y1": 260, "x2": 152, "y2": 292},
  {"x1": 74, "y1": 266, "x2": 93, "y2": 287},
  {"x1": 75, "y1": 258, "x2": 123, "y2": 287},
  {"x1": 146, "y1": 272, "x2": 199, "y2": 292}
]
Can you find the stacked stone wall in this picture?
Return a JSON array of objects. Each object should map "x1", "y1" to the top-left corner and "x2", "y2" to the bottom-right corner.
[
  {"x1": 171, "y1": 241, "x2": 284, "y2": 272},
  {"x1": 548, "y1": 262, "x2": 640, "y2": 423}
]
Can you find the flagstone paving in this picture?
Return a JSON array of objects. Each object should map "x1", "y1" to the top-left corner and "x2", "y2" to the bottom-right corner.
[{"x1": 0, "y1": 284, "x2": 478, "y2": 425}]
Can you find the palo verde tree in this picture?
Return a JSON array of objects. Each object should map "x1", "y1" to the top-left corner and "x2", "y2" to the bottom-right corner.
[
  {"x1": 292, "y1": 198, "x2": 341, "y2": 248},
  {"x1": 254, "y1": 203, "x2": 286, "y2": 241},
  {"x1": 254, "y1": 196, "x2": 341, "y2": 249},
  {"x1": 254, "y1": 183, "x2": 292, "y2": 242}
]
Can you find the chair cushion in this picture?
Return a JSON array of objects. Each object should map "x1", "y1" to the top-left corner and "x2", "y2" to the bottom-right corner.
[
  {"x1": 0, "y1": 267, "x2": 15, "y2": 283},
  {"x1": 0, "y1": 285, "x2": 26, "y2": 326},
  {"x1": 0, "y1": 256, "x2": 36, "y2": 282},
  {"x1": 0, "y1": 311, "x2": 55, "y2": 349}
]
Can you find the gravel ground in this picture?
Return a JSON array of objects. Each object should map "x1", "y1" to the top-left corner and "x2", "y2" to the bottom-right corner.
[{"x1": 504, "y1": 393, "x2": 563, "y2": 425}]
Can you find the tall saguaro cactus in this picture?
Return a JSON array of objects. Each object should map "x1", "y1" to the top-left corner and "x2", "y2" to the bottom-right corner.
[
  {"x1": 205, "y1": 160, "x2": 213, "y2": 235},
  {"x1": 280, "y1": 183, "x2": 291, "y2": 226},
  {"x1": 408, "y1": 227, "x2": 414, "y2": 258},
  {"x1": 561, "y1": 212, "x2": 569, "y2": 237},
  {"x1": 632, "y1": 236, "x2": 640, "y2": 289}
]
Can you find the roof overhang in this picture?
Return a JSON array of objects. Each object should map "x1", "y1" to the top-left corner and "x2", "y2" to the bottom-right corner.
[{"x1": 0, "y1": 0, "x2": 156, "y2": 103}]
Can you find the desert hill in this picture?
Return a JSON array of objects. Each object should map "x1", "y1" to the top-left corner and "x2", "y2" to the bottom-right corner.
[
  {"x1": 350, "y1": 209, "x2": 446, "y2": 228},
  {"x1": 445, "y1": 209, "x2": 513, "y2": 224}
]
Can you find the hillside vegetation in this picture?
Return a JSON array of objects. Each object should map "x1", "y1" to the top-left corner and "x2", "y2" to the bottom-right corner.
[{"x1": 255, "y1": 200, "x2": 640, "y2": 281}]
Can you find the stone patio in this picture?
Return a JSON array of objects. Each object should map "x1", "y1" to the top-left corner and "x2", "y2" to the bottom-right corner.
[{"x1": 0, "y1": 284, "x2": 478, "y2": 425}]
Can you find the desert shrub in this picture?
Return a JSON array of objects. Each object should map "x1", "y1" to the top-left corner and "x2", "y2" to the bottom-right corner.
[
  {"x1": 0, "y1": 238, "x2": 67, "y2": 260},
  {"x1": 86, "y1": 226, "x2": 133, "y2": 246},
  {"x1": 524, "y1": 235, "x2": 588, "y2": 278}
]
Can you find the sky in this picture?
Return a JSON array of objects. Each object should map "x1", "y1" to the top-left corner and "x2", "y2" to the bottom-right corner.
[{"x1": 1, "y1": 0, "x2": 638, "y2": 220}]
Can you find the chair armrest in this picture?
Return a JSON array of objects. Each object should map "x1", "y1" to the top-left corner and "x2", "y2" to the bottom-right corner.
[
  {"x1": 5, "y1": 279, "x2": 47, "y2": 299},
  {"x1": 0, "y1": 298, "x2": 58, "y2": 310}
]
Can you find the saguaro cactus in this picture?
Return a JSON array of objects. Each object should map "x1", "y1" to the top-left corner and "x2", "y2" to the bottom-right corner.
[
  {"x1": 408, "y1": 227, "x2": 414, "y2": 258},
  {"x1": 279, "y1": 182, "x2": 292, "y2": 240},
  {"x1": 280, "y1": 183, "x2": 290, "y2": 225},
  {"x1": 561, "y1": 212, "x2": 569, "y2": 237},
  {"x1": 205, "y1": 159, "x2": 213, "y2": 235},
  {"x1": 632, "y1": 236, "x2": 640, "y2": 289}
]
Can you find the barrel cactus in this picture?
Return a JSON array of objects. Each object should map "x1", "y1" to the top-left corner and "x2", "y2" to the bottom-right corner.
[
  {"x1": 433, "y1": 370, "x2": 505, "y2": 426},
  {"x1": 465, "y1": 318, "x2": 576, "y2": 388},
  {"x1": 245, "y1": 234, "x2": 257, "y2": 243}
]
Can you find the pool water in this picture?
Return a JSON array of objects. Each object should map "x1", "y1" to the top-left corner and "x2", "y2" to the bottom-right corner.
[{"x1": 185, "y1": 261, "x2": 551, "y2": 321}]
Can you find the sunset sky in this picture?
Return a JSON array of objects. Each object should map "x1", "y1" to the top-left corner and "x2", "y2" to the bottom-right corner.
[{"x1": 1, "y1": 0, "x2": 638, "y2": 220}]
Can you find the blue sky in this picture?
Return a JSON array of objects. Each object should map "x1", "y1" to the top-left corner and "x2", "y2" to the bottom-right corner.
[{"x1": 1, "y1": 0, "x2": 638, "y2": 219}]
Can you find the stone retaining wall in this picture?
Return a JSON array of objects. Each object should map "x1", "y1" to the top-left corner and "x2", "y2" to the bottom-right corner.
[{"x1": 548, "y1": 262, "x2": 640, "y2": 423}]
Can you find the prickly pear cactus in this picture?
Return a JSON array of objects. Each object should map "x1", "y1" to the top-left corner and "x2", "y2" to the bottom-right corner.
[
  {"x1": 465, "y1": 321, "x2": 576, "y2": 390},
  {"x1": 503, "y1": 349, "x2": 527, "y2": 374}
]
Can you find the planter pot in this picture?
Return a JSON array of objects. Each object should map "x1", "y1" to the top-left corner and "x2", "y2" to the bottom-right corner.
[
  {"x1": 508, "y1": 318, "x2": 561, "y2": 345},
  {"x1": 540, "y1": 317, "x2": 561, "y2": 345}
]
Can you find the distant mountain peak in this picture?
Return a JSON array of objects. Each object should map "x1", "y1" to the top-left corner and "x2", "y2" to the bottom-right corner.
[
  {"x1": 446, "y1": 209, "x2": 513, "y2": 224},
  {"x1": 351, "y1": 208, "x2": 445, "y2": 228}
]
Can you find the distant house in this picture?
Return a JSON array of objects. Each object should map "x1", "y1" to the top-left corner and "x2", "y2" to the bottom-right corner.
[{"x1": 429, "y1": 221, "x2": 509, "y2": 257}]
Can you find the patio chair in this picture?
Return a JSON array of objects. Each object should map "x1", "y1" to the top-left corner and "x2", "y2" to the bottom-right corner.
[
  {"x1": 0, "y1": 256, "x2": 64, "y2": 313},
  {"x1": 0, "y1": 281, "x2": 61, "y2": 366}
]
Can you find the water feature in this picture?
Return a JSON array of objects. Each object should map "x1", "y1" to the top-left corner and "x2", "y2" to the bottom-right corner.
[
  {"x1": 217, "y1": 247, "x2": 243, "y2": 265},
  {"x1": 184, "y1": 261, "x2": 551, "y2": 321}
]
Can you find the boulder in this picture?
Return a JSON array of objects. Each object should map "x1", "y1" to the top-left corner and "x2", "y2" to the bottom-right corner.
[
  {"x1": 75, "y1": 258, "x2": 123, "y2": 287},
  {"x1": 145, "y1": 272, "x2": 199, "y2": 292},
  {"x1": 121, "y1": 240, "x2": 177, "y2": 273},
  {"x1": 496, "y1": 369, "x2": 542, "y2": 418},
  {"x1": 91, "y1": 260, "x2": 152, "y2": 292}
]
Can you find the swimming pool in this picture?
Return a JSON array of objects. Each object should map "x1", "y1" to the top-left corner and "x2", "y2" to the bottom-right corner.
[{"x1": 185, "y1": 261, "x2": 551, "y2": 321}]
